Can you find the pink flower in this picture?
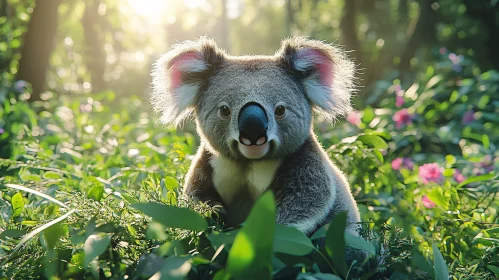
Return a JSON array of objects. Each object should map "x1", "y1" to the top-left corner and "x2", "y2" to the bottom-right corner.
[
  {"x1": 392, "y1": 158, "x2": 414, "y2": 170},
  {"x1": 418, "y1": 163, "x2": 443, "y2": 184},
  {"x1": 393, "y1": 109, "x2": 414, "y2": 129},
  {"x1": 439, "y1": 47, "x2": 447, "y2": 55},
  {"x1": 0, "y1": 128, "x2": 4, "y2": 134},
  {"x1": 453, "y1": 170, "x2": 466, "y2": 183},
  {"x1": 391, "y1": 158, "x2": 403, "y2": 170},
  {"x1": 396, "y1": 96, "x2": 404, "y2": 107},
  {"x1": 422, "y1": 195, "x2": 436, "y2": 209},
  {"x1": 346, "y1": 111, "x2": 362, "y2": 126},
  {"x1": 462, "y1": 110, "x2": 475, "y2": 125}
]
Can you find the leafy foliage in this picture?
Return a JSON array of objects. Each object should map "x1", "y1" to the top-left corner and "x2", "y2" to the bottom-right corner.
[
  {"x1": 1, "y1": 0, "x2": 498, "y2": 279},
  {"x1": 1, "y1": 51, "x2": 498, "y2": 278}
]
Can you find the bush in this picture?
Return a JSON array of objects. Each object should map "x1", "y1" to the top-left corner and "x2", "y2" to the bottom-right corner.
[{"x1": 0, "y1": 51, "x2": 498, "y2": 279}]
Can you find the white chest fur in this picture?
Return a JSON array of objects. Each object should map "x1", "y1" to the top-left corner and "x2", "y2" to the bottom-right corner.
[{"x1": 210, "y1": 155, "x2": 282, "y2": 204}]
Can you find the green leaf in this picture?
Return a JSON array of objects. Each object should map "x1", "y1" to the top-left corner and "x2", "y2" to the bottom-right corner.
[
  {"x1": 373, "y1": 149, "x2": 384, "y2": 163},
  {"x1": 0, "y1": 229, "x2": 25, "y2": 240},
  {"x1": 132, "y1": 203, "x2": 207, "y2": 231},
  {"x1": 325, "y1": 212, "x2": 348, "y2": 277},
  {"x1": 19, "y1": 170, "x2": 41, "y2": 182},
  {"x1": 403, "y1": 175, "x2": 419, "y2": 184},
  {"x1": 297, "y1": 273, "x2": 342, "y2": 280},
  {"x1": 84, "y1": 233, "x2": 112, "y2": 267},
  {"x1": 226, "y1": 191, "x2": 276, "y2": 280},
  {"x1": 362, "y1": 107, "x2": 375, "y2": 123},
  {"x1": 432, "y1": 243, "x2": 449, "y2": 280},
  {"x1": 87, "y1": 185, "x2": 104, "y2": 201},
  {"x1": 488, "y1": 265, "x2": 499, "y2": 277},
  {"x1": 310, "y1": 225, "x2": 327, "y2": 240},
  {"x1": 43, "y1": 222, "x2": 64, "y2": 250},
  {"x1": 456, "y1": 173, "x2": 497, "y2": 188},
  {"x1": 345, "y1": 233, "x2": 375, "y2": 256},
  {"x1": 357, "y1": 135, "x2": 388, "y2": 149},
  {"x1": 43, "y1": 171, "x2": 63, "y2": 180},
  {"x1": 150, "y1": 256, "x2": 192, "y2": 280},
  {"x1": 273, "y1": 224, "x2": 314, "y2": 256},
  {"x1": 482, "y1": 134, "x2": 490, "y2": 150},
  {"x1": 428, "y1": 187, "x2": 449, "y2": 209},
  {"x1": 146, "y1": 222, "x2": 168, "y2": 241},
  {"x1": 166, "y1": 190, "x2": 177, "y2": 206},
  {"x1": 11, "y1": 192, "x2": 24, "y2": 217},
  {"x1": 209, "y1": 229, "x2": 239, "y2": 249},
  {"x1": 411, "y1": 251, "x2": 435, "y2": 278},
  {"x1": 162, "y1": 176, "x2": 179, "y2": 190}
]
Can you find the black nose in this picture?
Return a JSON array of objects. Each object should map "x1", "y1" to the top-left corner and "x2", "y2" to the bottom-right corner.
[{"x1": 238, "y1": 102, "x2": 268, "y2": 146}]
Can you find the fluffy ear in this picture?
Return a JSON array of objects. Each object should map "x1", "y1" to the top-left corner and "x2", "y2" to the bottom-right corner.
[
  {"x1": 151, "y1": 37, "x2": 225, "y2": 126},
  {"x1": 277, "y1": 37, "x2": 356, "y2": 122}
]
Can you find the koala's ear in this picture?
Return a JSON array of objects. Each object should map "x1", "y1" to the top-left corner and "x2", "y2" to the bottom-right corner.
[
  {"x1": 151, "y1": 37, "x2": 225, "y2": 126},
  {"x1": 277, "y1": 37, "x2": 356, "y2": 121}
]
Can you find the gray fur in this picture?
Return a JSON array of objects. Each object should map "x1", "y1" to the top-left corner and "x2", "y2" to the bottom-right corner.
[{"x1": 151, "y1": 37, "x2": 361, "y2": 237}]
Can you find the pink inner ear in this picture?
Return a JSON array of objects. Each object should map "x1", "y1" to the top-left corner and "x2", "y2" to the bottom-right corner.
[
  {"x1": 298, "y1": 49, "x2": 334, "y2": 86},
  {"x1": 170, "y1": 51, "x2": 201, "y2": 90}
]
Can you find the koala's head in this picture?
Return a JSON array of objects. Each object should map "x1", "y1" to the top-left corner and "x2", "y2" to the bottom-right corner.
[{"x1": 151, "y1": 37, "x2": 355, "y2": 161}]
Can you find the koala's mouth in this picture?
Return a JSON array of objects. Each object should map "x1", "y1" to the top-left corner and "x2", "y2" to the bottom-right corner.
[{"x1": 237, "y1": 141, "x2": 270, "y2": 159}]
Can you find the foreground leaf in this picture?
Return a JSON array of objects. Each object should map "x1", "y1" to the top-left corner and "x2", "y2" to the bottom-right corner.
[
  {"x1": 132, "y1": 202, "x2": 207, "y2": 231},
  {"x1": 345, "y1": 233, "x2": 375, "y2": 256},
  {"x1": 84, "y1": 233, "x2": 112, "y2": 267},
  {"x1": 150, "y1": 256, "x2": 192, "y2": 280},
  {"x1": 432, "y1": 243, "x2": 449, "y2": 280},
  {"x1": 273, "y1": 224, "x2": 314, "y2": 256},
  {"x1": 43, "y1": 222, "x2": 65, "y2": 250},
  {"x1": 325, "y1": 212, "x2": 348, "y2": 276},
  {"x1": 225, "y1": 191, "x2": 276, "y2": 280}
]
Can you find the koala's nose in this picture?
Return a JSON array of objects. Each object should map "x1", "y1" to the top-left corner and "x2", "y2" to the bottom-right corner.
[{"x1": 238, "y1": 102, "x2": 268, "y2": 146}]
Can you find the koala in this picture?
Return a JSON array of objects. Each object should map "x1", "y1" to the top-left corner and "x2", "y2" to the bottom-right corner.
[{"x1": 151, "y1": 37, "x2": 361, "y2": 238}]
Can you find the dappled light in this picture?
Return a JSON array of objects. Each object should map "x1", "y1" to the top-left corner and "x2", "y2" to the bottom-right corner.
[{"x1": 1, "y1": 0, "x2": 498, "y2": 279}]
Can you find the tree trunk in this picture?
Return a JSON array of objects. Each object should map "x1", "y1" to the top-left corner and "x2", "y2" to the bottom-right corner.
[
  {"x1": 463, "y1": 0, "x2": 499, "y2": 70},
  {"x1": 286, "y1": 0, "x2": 295, "y2": 36},
  {"x1": 340, "y1": 0, "x2": 362, "y2": 65},
  {"x1": 0, "y1": 0, "x2": 7, "y2": 17},
  {"x1": 17, "y1": 0, "x2": 60, "y2": 100},
  {"x1": 82, "y1": 0, "x2": 107, "y2": 93},
  {"x1": 398, "y1": 0, "x2": 437, "y2": 71},
  {"x1": 219, "y1": 0, "x2": 230, "y2": 52}
]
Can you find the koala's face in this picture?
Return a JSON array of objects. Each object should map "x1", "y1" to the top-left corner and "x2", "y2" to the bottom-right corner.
[
  {"x1": 196, "y1": 60, "x2": 312, "y2": 160},
  {"x1": 151, "y1": 37, "x2": 355, "y2": 160}
]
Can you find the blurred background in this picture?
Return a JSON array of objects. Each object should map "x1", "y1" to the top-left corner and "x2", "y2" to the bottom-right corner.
[{"x1": 2, "y1": 0, "x2": 498, "y2": 104}]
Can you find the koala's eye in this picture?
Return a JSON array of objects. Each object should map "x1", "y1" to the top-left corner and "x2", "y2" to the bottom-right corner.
[
  {"x1": 219, "y1": 105, "x2": 231, "y2": 117},
  {"x1": 275, "y1": 105, "x2": 286, "y2": 118}
]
